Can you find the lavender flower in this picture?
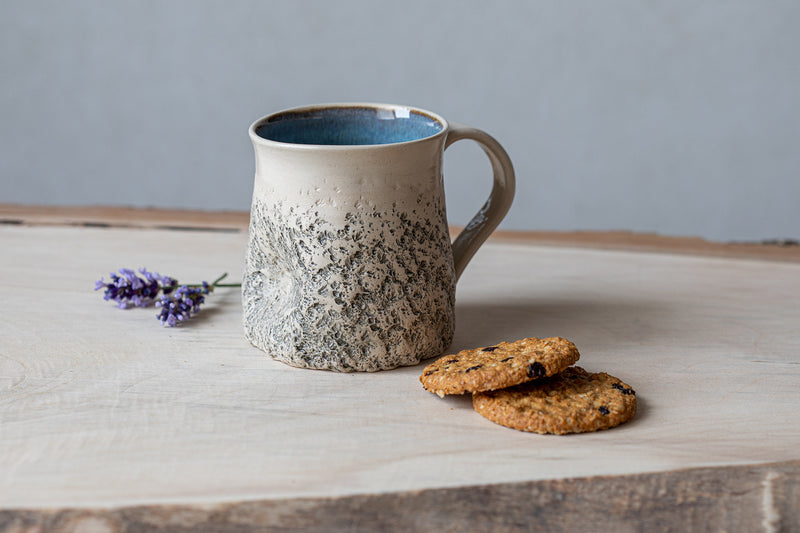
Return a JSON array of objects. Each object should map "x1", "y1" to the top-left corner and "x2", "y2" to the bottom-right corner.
[
  {"x1": 155, "y1": 284, "x2": 209, "y2": 327},
  {"x1": 96, "y1": 268, "x2": 238, "y2": 327},
  {"x1": 94, "y1": 268, "x2": 177, "y2": 308}
]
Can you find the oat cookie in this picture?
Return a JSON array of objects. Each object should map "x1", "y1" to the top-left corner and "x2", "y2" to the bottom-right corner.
[
  {"x1": 472, "y1": 366, "x2": 637, "y2": 434},
  {"x1": 419, "y1": 337, "x2": 580, "y2": 397}
]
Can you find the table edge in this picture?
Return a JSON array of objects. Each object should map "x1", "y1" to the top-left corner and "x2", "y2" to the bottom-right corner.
[
  {"x1": 2, "y1": 204, "x2": 799, "y2": 263},
  {"x1": 2, "y1": 459, "x2": 797, "y2": 532}
]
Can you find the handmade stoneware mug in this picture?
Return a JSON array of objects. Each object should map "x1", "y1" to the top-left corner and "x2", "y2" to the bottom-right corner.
[{"x1": 244, "y1": 103, "x2": 514, "y2": 371}]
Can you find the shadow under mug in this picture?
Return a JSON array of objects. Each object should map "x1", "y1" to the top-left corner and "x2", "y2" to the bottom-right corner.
[{"x1": 243, "y1": 103, "x2": 515, "y2": 372}]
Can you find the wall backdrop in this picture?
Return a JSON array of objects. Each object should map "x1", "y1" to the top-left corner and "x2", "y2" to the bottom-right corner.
[{"x1": 2, "y1": 0, "x2": 798, "y2": 241}]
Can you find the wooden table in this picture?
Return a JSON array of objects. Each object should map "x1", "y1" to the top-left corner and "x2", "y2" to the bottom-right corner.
[{"x1": 1, "y1": 206, "x2": 799, "y2": 532}]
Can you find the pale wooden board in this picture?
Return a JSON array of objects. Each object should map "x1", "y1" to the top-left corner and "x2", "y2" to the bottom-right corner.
[{"x1": 1, "y1": 225, "x2": 799, "y2": 520}]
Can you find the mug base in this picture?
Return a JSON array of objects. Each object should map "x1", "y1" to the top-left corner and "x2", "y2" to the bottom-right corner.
[{"x1": 245, "y1": 336, "x2": 452, "y2": 373}]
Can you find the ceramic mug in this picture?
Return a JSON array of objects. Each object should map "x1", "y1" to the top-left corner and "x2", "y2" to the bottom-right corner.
[{"x1": 243, "y1": 103, "x2": 514, "y2": 372}]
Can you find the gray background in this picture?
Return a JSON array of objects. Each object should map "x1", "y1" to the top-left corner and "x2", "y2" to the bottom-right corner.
[{"x1": 2, "y1": 1, "x2": 798, "y2": 241}]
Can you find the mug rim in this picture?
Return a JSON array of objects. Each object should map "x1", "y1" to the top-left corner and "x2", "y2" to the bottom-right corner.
[{"x1": 248, "y1": 103, "x2": 450, "y2": 149}]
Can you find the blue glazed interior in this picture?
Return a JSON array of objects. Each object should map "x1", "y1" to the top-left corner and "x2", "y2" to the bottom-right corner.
[{"x1": 256, "y1": 107, "x2": 443, "y2": 146}]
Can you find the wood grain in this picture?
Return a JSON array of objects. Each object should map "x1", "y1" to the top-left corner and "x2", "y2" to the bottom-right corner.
[
  {"x1": 2, "y1": 460, "x2": 797, "y2": 532},
  {"x1": 1, "y1": 219, "x2": 799, "y2": 531},
  {"x1": 2, "y1": 203, "x2": 799, "y2": 262},
  {"x1": 0, "y1": 204, "x2": 249, "y2": 231}
]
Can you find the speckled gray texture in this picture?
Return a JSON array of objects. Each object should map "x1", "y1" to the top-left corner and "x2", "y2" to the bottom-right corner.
[{"x1": 243, "y1": 196, "x2": 456, "y2": 372}]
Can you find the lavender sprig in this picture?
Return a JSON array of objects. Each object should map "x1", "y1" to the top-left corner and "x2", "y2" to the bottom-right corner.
[
  {"x1": 155, "y1": 285, "x2": 209, "y2": 327},
  {"x1": 94, "y1": 268, "x2": 177, "y2": 308},
  {"x1": 95, "y1": 269, "x2": 239, "y2": 326}
]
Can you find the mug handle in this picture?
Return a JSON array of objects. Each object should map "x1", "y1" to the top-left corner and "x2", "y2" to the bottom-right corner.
[{"x1": 445, "y1": 123, "x2": 516, "y2": 281}]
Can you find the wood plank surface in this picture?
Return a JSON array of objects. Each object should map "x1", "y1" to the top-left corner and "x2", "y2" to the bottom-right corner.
[
  {"x1": 1, "y1": 212, "x2": 799, "y2": 531},
  {"x1": 0, "y1": 204, "x2": 250, "y2": 231},
  {"x1": 3, "y1": 461, "x2": 798, "y2": 532},
  {"x1": 2, "y1": 203, "x2": 800, "y2": 262}
]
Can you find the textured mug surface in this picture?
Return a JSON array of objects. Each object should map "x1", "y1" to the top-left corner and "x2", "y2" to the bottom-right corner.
[{"x1": 244, "y1": 104, "x2": 514, "y2": 372}]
